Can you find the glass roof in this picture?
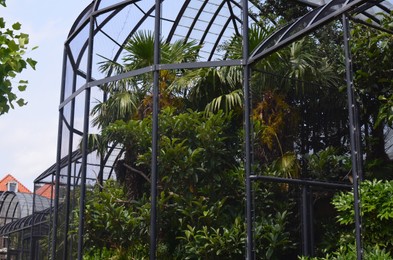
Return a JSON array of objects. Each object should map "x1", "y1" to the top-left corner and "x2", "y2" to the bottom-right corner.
[
  {"x1": 0, "y1": 192, "x2": 51, "y2": 227},
  {"x1": 61, "y1": 0, "x2": 393, "y2": 91},
  {"x1": 34, "y1": 150, "x2": 82, "y2": 183},
  {"x1": 65, "y1": 0, "x2": 264, "y2": 68},
  {"x1": 301, "y1": 0, "x2": 393, "y2": 27},
  {"x1": 250, "y1": 0, "x2": 393, "y2": 62}
]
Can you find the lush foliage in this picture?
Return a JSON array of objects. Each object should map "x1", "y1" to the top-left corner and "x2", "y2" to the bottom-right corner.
[
  {"x1": 300, "y1": 180, "x2": 393, "y2": 259},
  {"x1": 350, "y1": 13, "x2": 393, "y2": 163},
  {"x1": 82, "y1": 180, "x2": 150, "y2": 259},
  {"x1": 299, "y1": 244, "x2": 391, "y2": 260},
  {"x1": 82, "y1": 108, "x2": 296, "y2": 259},
  {"x1": 0, "y1": 1, "x2": 36, "y2": 115},
  {"x1": 333, "y1": 180, "x2": 393, "y2": 251}
]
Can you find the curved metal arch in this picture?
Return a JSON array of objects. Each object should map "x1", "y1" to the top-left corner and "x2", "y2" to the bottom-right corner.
[
  {"x1": 65, "y1": 0, "x2": 265, "y2": 72},
  {"x1": 0, "y1": 192, "x2": 19, "y2": 225},
  {"x1": 0, "y1": 192, "x2": 51, "y2": 227},
  {"x1": 249, "y1": 0, "x2": 393, "y2": 64},
  {"x1": 0, "y1": 207, "x2": 51, "y2": 237},
  {"x1": 57, "y1": 0, "x2": 265, "y2": 111}
]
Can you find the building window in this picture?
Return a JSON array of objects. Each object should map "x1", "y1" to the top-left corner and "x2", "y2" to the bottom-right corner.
[{"x1": 7, "y1": 182, "x2": 17, "y2": 192}]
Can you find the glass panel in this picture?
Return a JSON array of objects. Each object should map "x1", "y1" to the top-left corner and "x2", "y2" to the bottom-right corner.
[
  {"x1": 63, "y1": 102, "x2": 72, "y2": 128},
  {"x1": 281, "y1": 8, "x2": 320, "y2": 41},
  {"x1": 60, "y1": 121, "x2": 70, "y2": 159},
  {"x1": 312, "y1": 0, "x2": 347, "y2": 23},
  {"x1": 69, "y1": 22, "x2": 90, "y2": 69},
  {"x1": 63, "y1": 56, "x2": 75, "y2": 100},
  {"x1": 73, "y1": 89, "x2": 86, "y2": 134}
]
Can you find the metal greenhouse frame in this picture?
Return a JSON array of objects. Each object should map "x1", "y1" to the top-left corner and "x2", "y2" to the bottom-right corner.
[
  {"x1": 0, "y1": 192, "x2": 51, "y2": 259},
  {"x1": 37, "y1": 0, "x2": 393, "y2": 259}
]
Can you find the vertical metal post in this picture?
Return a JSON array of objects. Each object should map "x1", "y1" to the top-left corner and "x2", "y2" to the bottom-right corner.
[
  {"x1": 342, "y1": 14, "x2": 363, "y2": 260},
  {"x1": 30, "y1": 185, "x2": 37, "y2": 259},
  {"x1": 242, "y1": 0, "x2": 253, "y2": 259},
  {"x1": 309, "y1": 187, "x2": 315, "y2": 256},
  {"x1": 77, "y1": 15, "x2": 95, "y2": 260},
  {"x1": 150, "y1": 1, "x2": 161, "y2": 259},
  {"x1": 51, "y1": 48, "x2": 68, "y2": 260},
  {"x1": 63, "y1": 88, "x2": 76, "y2": 259},
  {"x1": 301, "y1": 185, "x2": 310, "y2": 256}
]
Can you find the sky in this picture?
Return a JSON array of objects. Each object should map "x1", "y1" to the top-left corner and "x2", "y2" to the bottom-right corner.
[{"x1": 0, "y1": 0, "x2": 92, "y2": 191}]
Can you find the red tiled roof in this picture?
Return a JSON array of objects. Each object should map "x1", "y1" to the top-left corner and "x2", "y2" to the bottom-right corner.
[
  {"x1": 0, "y1": 174, "x2": 32, "y2": 193},
  {"x1": 36, "y1": 183, "x2": 54, "y2": 199}
]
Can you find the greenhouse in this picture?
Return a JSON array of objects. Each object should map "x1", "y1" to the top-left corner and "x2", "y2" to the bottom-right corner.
[
  {"x1": 13, "y1": 0, "x2": 393, "y2": 259},
  {"x1": 0, "y1": 192, "x2": 51, "y2": 259}
]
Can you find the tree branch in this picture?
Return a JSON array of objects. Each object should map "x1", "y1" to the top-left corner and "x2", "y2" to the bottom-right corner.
[{"x1": 123, "y1": 163, "x2": 151, "y2": 184}]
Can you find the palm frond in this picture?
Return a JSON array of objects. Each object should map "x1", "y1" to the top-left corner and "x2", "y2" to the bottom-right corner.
[{"x1": 205, "y1": 89, "x2": 243, "y2": 113}]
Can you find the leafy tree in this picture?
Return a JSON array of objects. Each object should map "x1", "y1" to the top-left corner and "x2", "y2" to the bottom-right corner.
[
  {"x1": 377, "y1": 94, "x2": 393, "y2": 127},
  {"x1": 251, "y1": 0, "x2": 309, "y2": 26},
  {"x1": 79, "y1": 108, "x2": 296, "y2": 259},
  {"x1": 0, "y1": 1, "x2": 36, "y2": 115},
  {"x1": 351, "y1": 14, "x2": 393, "y2": 163}
]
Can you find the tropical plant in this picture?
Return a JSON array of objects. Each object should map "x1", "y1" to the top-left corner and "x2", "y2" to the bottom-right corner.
[
  {"x1": 304, "y1": 146, "x2": 351, "y2": 181},
  {"x1": 92, "y1": 31, "x2": 201, "y2": 128}
]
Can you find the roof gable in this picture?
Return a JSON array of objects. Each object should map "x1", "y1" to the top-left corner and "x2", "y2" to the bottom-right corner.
[
  {"x1": 35, "y1": 183, "x2": 54, "y2": 199},
  {"x1": 0, "y1": 174, "x2": 32, "y2": 193}
]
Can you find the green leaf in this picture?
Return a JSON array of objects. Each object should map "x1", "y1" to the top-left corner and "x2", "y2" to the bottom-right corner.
[
  {"x1": 18, "y1": 85, "x2": 27, "y2": 91},
  {"x1": 26, "y1": 58, "x2": 37, "y2": 69},
  {"x1": 16, "y1": 98, "x2": 26, "y2": 106},
  {"x1": 12, "y1": 22, "x2": 21, "y2": 30},
  {"x1": 7, "y1": 40, "x2": 18, "y2": 51},
  {"x1": 18, "y1": 80, "x2": 28, "y2": 84}
]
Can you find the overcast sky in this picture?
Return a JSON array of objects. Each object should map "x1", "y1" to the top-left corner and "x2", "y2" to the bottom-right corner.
[{"x1": 0, "y1": 0, "x2": 92, "y2": 191}]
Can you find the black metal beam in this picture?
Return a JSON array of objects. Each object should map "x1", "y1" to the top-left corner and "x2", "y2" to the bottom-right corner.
[
  {"x1": 242, "y1": 0, "x2": 254, "y2": 259},
  {"x1": 51, "y1": 46, "x2": 68, "y2": 260},
  {"x1": 77, "y1": 14, "x2": 95, "y2": 260},
  {"x1": 250, "y1": 175, "x2": 352, "y2": 189},
  {"x1": 150, "y1": 1, "x2": 161, "y2": 259},
  {"x1": 342, "y1": 13, "x2": 364, "y2": 260}
]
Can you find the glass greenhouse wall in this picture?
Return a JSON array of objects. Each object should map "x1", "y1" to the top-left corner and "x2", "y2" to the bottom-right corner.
[
  {"x1": 0, "y1": 192, "x2": 51, "y2": 260},
  {"x1": 39, "y1": 0, "x2": 393, "y2": 259}
]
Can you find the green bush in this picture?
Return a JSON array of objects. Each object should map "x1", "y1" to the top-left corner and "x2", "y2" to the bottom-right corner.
[
  {"x1": 80, "y1": 109, "x2": 296, "y2": 259},
  {"x1": 332, "y1": 180, "x2": 393, "y2": 252},
  {"x1": 298, "y1": 244, "x2": 391, "y2": 260}
]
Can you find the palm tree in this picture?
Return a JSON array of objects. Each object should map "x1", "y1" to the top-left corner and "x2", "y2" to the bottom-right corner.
[
  {"x1": 188, "y1": 24, "x2": 342, "y2": 167},
  {"x1": 89, "y1": 31, "x2": 201, "y2": 199}
]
